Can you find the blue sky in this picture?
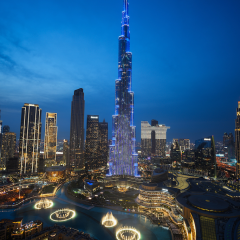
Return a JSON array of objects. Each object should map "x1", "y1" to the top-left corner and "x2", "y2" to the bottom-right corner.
[{"x1": 0, "y1": 0, "x2": 240, "y2": 143}]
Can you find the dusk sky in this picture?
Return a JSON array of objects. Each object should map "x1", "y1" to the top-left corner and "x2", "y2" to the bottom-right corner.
[{"x1": 0, "y1": 0, "x2": 240, "y2": 143}]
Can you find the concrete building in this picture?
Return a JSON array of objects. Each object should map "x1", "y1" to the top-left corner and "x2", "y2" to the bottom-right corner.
[{"x1": 141, "y1": 121, "x2": 170, "y2": 157}]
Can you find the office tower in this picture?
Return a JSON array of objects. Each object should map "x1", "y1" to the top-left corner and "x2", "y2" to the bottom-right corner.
[
  {"x1": 99, "y1": 120, "x2": 108, "y2": 166},
  {"x1": 3, "y1": 125, "x2": 10, "y2": 133},
  {"x1": 236, "y1": 102, "x2": 240, "y2": 179},
  {"x1": 44, "y1": 113, "x2": 57, "y2": 167},
  {"x1": 141, "y1": 121, "x2": 170, "y2": 157},
  {"x1": 1, "y1": 132, "x2": 16, "y2": 170},
  {"x1": 170, "y1": 141, "x2": 181, "y2": 163},
  {"x1": 178, "y1": 139, "x2": 190, "y2": 152},
  {"x1": 19, "y1": 103, "x2": 42, "y2": 174},
  {"x1": 109, "y1": 0, "x2": 138, "y2": 176},
  {"x1": 70, "y1": 88, "x2": 85, "y2": 168},
  {"x1": 223, "y1": 132, "x2": 235, "y2": 160},
  {"x1": 63, "y1": 139, "x2": 70, "y2": 167},
  {"x1": 85, "y1": 115, "x2": 100, "y2": 171},
  {"x1": 195, "y1": 136, "x2": 216, "y2": 177}
]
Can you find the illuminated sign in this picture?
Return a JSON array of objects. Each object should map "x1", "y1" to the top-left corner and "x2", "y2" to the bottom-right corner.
[
  {"x1": 91, "y1": 116, "x2": 98, "y2": 119},
  {"x1": 204, "y1": 138, "x2": 211, "y2": 141}
]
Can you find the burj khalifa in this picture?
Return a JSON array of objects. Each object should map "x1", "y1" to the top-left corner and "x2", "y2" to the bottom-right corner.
[{"x1": 108, "y1": 0, "x2": 138, "y2": 177}]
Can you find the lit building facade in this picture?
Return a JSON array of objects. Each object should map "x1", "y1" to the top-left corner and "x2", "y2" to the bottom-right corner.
[
  {"x1": 223, "y1": 132, "x2": 235, "y2": 160},
  {"x1": 99, "y1": 120, "x2": 108, "y2": 166},
  {"x1": 195, "y1": 136, "x2": 216, "y2": 177},
  {"x1": 236, "y1": 101, "x2": 240, "y2": 180},
  {"x1": 1, "y1": 132, "x2": 16, "y2": 170},
  {"x1": 85, "y1": 115, "x2": 100, "y2": 171},
  {"x1": 108, "y1": 0, "x2": 138, "y2": 177},
  {"x1": 170, "y1": 141, "x2": 181, "y2": 163},
  {"x1": 141, "y1": 121, "x2": 170, "y2": 157},
  {"x1": 63, "y1": 139, "x2": 70, "y2": 167},
  {"x1": 44, "y1": 113, "x2": 57, "y2": 167},
  {"x1": 19, "y1": 103, "x2": 42, "y2": 174},
  {"x1": 70, "y1": 88, "x2": 85, "y2": 168}
]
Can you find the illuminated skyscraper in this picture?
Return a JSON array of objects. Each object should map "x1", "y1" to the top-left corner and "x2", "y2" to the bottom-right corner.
[
  {"x1": 141, "y1": 121, "x2": 170, "y2": 157},
  {"x1": 99, "y1": 120, "x2": 108, "y2": 166},
  {"x1": 85, "y1": 115, "x2": 100, "y2": 171},
  {"x1": 44, "y1": 113, "x2": 57, "y2": 166},
  {"x1": 236, "y1": 102, "x2": 240, "y2": 179},
  {"x1": 195, "y1": 136, "x2": 216, "y2": 177},
  {"x1": 63, "y1": 139, "x2": 70, "y2": 167},
  {"x1": 85, "y1": 116, "x2": 108, "y2": 171},
  {"x1": 1, "y1": 132, "x2": 16, "y2": 170},
  {"x1": 19, "y1": 103, "x2": 42, "y2": 174},
  {"x1": 108, "y1": 0, "x2": 138, "y2": 176},
  {"x1": 70, "y1": 88, "x2": 85, "y2": 168}
]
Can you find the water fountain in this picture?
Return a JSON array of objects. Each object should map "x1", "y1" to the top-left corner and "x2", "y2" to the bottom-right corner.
[
  {"x1": 35, "y1": 198, "x2": 53, "y2": 209},
  {"x1": 101, "y1": 212, "x2": 117, "y2": 228},
  {"x1": 116, "y1": 226, "x2": 141, "y2": 240},
  {"x1": 50, "y1": 208, "x2": 76, "y2": 222}
]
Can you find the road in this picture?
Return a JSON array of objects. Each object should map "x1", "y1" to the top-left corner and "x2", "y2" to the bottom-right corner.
[{"x1": 175, "y1": 174, "x2": 198, "y2": 190}]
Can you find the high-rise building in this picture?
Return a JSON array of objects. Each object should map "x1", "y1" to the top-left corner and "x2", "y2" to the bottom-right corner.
[
  {"x1": 70, "y1": 88, "x2": 85, "y2": 168},
  {"x1": 3, "y1": 125, "x2": 10, "y2": 133},
  {"x1": 99, "y1": 120, "x2": 108, "y2": 166},
  {"x1": 195, "y1": 136, "x2": 216, "y2": 177},
  {"x1": 141, "y1": 121, "x2": 170, "y2": 157},
  {"x1": 44, "y1": 113, "x2": 57, "y2": 167},
  {"x1": 19, "y1": 103, "x2": 42, "y2": 174},
  {"x1": 235, "y1": 102, "x2": 240, "y2": 180},
  {"x1": 85, "y1": 115, "x2": 100, "y2": 171},
  {"x1": 108, "y1": 0, "x2": 138, "y2": 176},
  {"x1": 170, "y1": 141, "x2": 181, "y2": 164},
  {"x1": 223, "y1": 132, "x2": 235, "y2": 160},
  {"x1": 178, "y1": 139, "x2": 190, "y2": 152},
  {"x1": 63, "y1": 139, "x2": 70, "y2": 167},
  {"x1": 1, "y1": 132, "x2": 16, "y2": 170}
]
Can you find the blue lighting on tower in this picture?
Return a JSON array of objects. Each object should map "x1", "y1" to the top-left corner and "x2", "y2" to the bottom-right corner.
[{"x1": 108, "y1": 0, "x2": 138, "y2": 177}]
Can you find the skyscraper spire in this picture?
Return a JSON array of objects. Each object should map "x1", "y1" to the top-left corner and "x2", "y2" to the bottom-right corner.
[{"x1": 108, "y1": 0, "x2": 138, "y2": 177}]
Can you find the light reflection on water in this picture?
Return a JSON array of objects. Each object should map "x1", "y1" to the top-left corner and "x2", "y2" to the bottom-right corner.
[{"x1": 0, "y1": 184, "x2": 172, "y2": 240}]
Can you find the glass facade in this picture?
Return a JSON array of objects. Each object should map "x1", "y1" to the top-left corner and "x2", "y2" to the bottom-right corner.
[
  {"x1": 1, "y1": 132, "x2": 16, "y2": 171},
  {"x1": 63, "y1": 139, "x2": 69, "y2": 167},
  {"x1": 19, "y1": 103, "x2": 42, "y2": 174},
  {"x1": 44, "y1": 113, "x2": 58, "y2": 167},
  {"x1": 170, "y1": 141, "x2": 181, "y2": 163},
  {"x1": 85, "y1": 115, "x2": 100, "y2": 171},
  {"x1": 109, "y1": 0, "x2": 138, "y2": 176},
  {"x1": 236, "y1": 101, "x2": 240, "y2": 179},
  {"x1": 99, "y1": 120, "x2": 108, "y2": 167},
  {"x1": 70, "y1": 88, "x2": 85, "y2": 168},
  {"x1": 195, "y1": 136, "x2": 216, "y2": 177}
]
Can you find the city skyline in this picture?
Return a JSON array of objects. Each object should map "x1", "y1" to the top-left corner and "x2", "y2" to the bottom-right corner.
[{"x1": 0, "y1": 0, "x2": 240, "y2": 142}]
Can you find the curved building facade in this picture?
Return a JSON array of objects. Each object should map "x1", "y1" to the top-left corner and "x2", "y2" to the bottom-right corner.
[{"x1": 176, "y1": 191, "x2": 240, "y2": 240}]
